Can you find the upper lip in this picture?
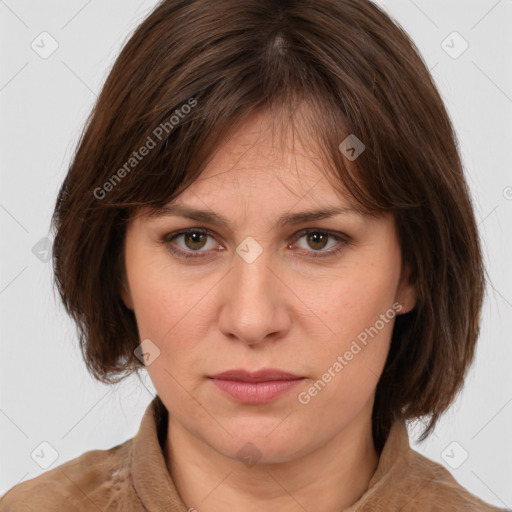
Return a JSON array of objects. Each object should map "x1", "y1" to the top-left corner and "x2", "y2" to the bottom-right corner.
[{"x1": 209, "y1": 369, "x2": 304, "y2": 382}]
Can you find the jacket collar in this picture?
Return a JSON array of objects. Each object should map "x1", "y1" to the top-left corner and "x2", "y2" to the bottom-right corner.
[
  {"x1": 344, "y1": 416, "x2": 411, "y2": 510},
  {"x1": 131, "y1": 394, "x2": 185, "y2": 511}
]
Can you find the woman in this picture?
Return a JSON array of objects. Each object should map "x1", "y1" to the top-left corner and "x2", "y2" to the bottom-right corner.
[{"x1": 1, "y1": 0, "x2": 508, "y2": 510}]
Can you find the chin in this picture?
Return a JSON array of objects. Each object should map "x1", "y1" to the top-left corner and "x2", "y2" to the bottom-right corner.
[{"x1": 206, "y1": 421, "x2": 307, "y2": 465}]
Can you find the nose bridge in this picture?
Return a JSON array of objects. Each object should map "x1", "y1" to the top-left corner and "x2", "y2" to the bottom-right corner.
[
  {"x1": 232, "y1": 240, "x2": 275, "y2": 313},
  {"x1": 234, "y1": 242, "x2": 272, "y2": 300}
]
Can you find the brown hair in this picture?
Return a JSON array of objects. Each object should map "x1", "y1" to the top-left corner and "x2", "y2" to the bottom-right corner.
[{"x1": 51, "y1": 0, "x2": 485, "y2": 451}]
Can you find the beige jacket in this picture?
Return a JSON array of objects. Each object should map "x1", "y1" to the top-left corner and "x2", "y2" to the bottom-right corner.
[{"x1": 1, "y1": 395, "x2": 508, "y2": 511}]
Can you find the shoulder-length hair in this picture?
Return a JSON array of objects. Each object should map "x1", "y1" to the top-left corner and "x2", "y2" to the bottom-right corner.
[{"x1": 51, "y1": 0, "x2": 485, "y2": 451}]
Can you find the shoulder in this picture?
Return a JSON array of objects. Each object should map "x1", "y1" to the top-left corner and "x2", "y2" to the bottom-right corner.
[
  {"x1": 400, "y1": 448, "x2": 509, "y2": 512},
  {"x1": 0, "y1": 437, "x2": 142, "y2": 512}
]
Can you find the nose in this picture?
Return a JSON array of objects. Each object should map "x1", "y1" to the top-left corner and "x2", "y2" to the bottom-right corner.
[{"x1": 217, "y1": 247, "x2": 291, "y2": 346}]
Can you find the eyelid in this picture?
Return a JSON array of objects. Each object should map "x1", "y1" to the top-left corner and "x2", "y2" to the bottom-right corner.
[{"x1": 161, "y1": 227, "x2": 352, "y2": 260}]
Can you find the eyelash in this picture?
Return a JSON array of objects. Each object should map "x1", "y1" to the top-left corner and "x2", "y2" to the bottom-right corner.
[{"x1": 161, "y1": 228, "x2": 351, "y2": 260}]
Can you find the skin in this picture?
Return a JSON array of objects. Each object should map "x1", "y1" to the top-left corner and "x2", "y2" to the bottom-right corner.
[{"x1": 121, "y1": 108, "x2": 416, "y2": 512}]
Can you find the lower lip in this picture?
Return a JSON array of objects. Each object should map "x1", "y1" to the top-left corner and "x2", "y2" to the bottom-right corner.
[{"x1": 210, "y1": 378, "x2": 304, "y2": 404}]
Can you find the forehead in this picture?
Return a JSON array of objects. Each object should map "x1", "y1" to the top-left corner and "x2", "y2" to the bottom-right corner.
[{"x1": 177, "y1": 108, "x2": 350, "y2": 207}]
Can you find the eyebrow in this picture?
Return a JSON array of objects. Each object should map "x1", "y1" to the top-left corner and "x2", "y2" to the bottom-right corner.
[{"x1": 146, "y1": 204, "x2": 366, "y2": 231}]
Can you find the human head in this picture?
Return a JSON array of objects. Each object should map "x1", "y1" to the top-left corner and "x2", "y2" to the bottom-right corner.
[{"x1": 51, "y1": 0, "x2": 485, "y2": 451}]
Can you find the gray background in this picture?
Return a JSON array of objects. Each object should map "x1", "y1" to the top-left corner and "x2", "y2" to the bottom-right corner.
[{"x1": 1, "y1": 0, "x2": 511, "y2": 507}]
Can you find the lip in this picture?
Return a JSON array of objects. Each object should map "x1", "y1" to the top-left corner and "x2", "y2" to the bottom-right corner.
[
  {"x1": 210, "y1": 368, "x2": 303, "y2": 382},
  {"x1": 208, "y1": 368, "x2": 305, "y2": 404}
]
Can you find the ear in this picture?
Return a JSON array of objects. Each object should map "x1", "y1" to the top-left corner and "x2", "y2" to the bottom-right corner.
[
  {"x1": 120, "y1": 283, "x2": 134, "y2": 310},
  {"x1": 395, "y1": 264, "x2": 417, "y2": 314},
  {"x1": 119, "y1": 271, "x2": 134, "y2": 310}
]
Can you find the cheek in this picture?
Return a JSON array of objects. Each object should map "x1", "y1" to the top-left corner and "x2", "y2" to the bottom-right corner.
[
  {"x1": 301, "y1": 286, "x2": 396, "y2": 415},
  {"x1": 127, "y1": 258, "x2": 219, "y2": 382},
  {"x1": 127, "y1": 250, "x2": 196, "y2": 336},
  {"x1": 302, "y1": 257, "x2": 400, "y2": 396},
  {"x1": 130, "y1": 279, "x2": 171, "y2": 341},
  {"x1": 313, "y1": 263, "x2": 399, "y2": 342},
  {"x1": 131, "y1": 267, "x2": 211, "y2": 405}
]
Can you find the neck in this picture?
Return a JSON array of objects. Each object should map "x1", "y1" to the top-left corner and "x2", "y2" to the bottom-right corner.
[{"x1": 164, "y1": 403, "x2": 379, "y2": 512}]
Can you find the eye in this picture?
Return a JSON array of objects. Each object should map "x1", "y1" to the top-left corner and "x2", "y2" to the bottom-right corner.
[
  {"x1": 161, "y1": 228, "x2": 351, "y2": 260},
  {"x1": 162, "y1": 228, "x2": 219, "y2": 259},
  {"x1": 290, "y1": 229, "x2": 351, "y2": 258}
]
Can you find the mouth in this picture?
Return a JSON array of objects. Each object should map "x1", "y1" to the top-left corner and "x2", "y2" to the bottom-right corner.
[{"x1": 208, "y1": 368, "x2": 305, "y2": 404}]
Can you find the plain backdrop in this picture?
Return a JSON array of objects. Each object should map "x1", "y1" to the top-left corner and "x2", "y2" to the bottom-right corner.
[{"x1": 1, "y1": 0, "x2": 511, "y2": 507}]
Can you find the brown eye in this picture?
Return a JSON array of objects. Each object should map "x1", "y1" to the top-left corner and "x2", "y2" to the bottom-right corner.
[
  {"x1": 162, "y1": 228, "x2": 218, "y2": 259},
  {"x1": 306, "y1": 232, "x2": 329, "y2": 251},
  {"x1": 183, "y1": 232, "x2": 208, "y2": 250},
  {"x1": 291, "y1": 229, "x2": 351, "y2": 259}
]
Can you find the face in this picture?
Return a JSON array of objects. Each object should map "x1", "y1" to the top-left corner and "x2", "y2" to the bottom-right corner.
[{"x1": 121, "y1": 109, "x2": 416, "y2": 464}]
